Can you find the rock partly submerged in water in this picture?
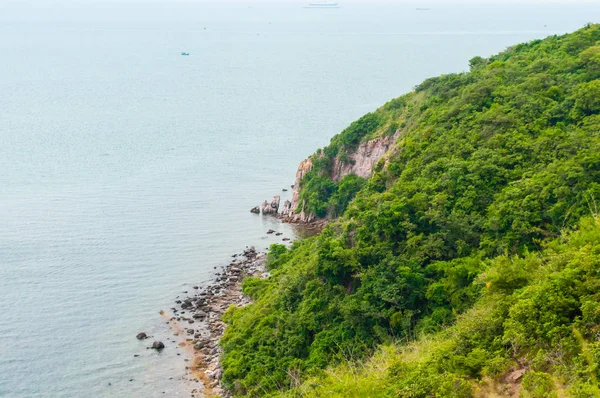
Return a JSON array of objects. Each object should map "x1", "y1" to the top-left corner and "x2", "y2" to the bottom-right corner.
[
  {"x1": 136, "y1": 332, "x2": 148, "y2": 340},
  {"x1": 261, "y1": 196, "x2": 280, "y2": 215},
  {"x1": 243, "y1": 246, "x2": 257, "y2": 258},
  {"x1": 151, "y1": 341, "x2": 165, "y2": 350},
  {"x1": 250, "y1": 206, "x2": 260, "y2": 214}
]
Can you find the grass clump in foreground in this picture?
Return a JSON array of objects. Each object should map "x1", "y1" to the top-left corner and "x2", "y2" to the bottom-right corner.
[{"x1": 220, "y1": 24, "x2": 600, "y2": 397}]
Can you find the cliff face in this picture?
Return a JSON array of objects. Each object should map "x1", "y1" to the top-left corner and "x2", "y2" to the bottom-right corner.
[
  {"x1": 281, "y1": 131, "x2": 400, "y2": 223},
  {"x1": 329, "y1": 131, "x2": 400, "y2": 182},
  {"x1": 255, "y1": 132, "x2": 401, "y2": 223},
  {"x1": 279, "y1": 158, "x2": 314, "y2": 223},
  {"x1": 291, "y1": 159, "x2": 313, "y2": 213}
]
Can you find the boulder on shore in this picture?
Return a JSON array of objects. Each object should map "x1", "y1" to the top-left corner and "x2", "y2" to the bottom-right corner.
[
  {"x1": 193, "y1": 312, "x2": 207, "y2": 319},
  {"x1": 194, "y1": 341, "x2": 207, "y2": 350}
]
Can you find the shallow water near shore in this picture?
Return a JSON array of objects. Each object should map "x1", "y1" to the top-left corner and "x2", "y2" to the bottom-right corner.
[{"x1": 1, "y1": 1, "x2": 599, "y2": 397}]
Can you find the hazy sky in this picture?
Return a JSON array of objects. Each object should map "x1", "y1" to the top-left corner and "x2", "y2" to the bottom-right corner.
[{"x1": 6, "y1": 0, "x2": 600, "y2": 3}]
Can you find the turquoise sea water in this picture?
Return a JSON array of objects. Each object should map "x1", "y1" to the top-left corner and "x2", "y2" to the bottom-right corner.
[{"x1": 1, "y1": 1, "x2": 598, "y2": 396}]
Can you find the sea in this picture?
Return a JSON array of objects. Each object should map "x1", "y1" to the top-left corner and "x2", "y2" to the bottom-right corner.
[{"x1": 1, "y1": 1, "x2": 598, "y2": 396}]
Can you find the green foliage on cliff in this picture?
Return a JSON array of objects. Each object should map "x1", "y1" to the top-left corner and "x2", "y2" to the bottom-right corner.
[
  {"x1": 298, "y1": 173, "x2": 367, "y2": 218},
  {"x1": 325, "y1": 112, "x2": 383, "y2": 156},
  {"x1": 221, "y1": 25, "x2": 600, "y2": 397}
]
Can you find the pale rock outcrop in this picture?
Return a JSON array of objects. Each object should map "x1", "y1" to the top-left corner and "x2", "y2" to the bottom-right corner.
[
  {"x1": 260, "y1": 200, "x2": 269, "y2": 213},
  {"x1": 280, "y1": 200, "x2": 292, "y2": 216},
  {"x1": 280, "y1": 200, "x2": 315, "y2": 223},
  {"x1": 262, "y1": 195, "x2": 280, "y2": 215},
  {"x1": 279, "y1": 159, "x2": 314, "y2": 222},
  {"x1": 330, "y1": 130, "x2": 400, "y2": 182},
  {"x1": 290, "y1": 159, "x2": 313, "y2": 213}
]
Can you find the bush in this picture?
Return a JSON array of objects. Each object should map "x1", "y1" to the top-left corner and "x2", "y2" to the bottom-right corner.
[
  {"x1": 266, "y1": 244, "x2": 288, "y2": 270},
  {"x1": 521, "y1": 372, "x2": 558, "y2": 398}
]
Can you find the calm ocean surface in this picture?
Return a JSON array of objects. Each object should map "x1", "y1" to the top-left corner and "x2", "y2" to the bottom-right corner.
[{"x1": 0, "y1": 1, "x2": 597, "y2": 396}]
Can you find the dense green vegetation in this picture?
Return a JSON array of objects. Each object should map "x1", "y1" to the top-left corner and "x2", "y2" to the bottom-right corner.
[
  {"x1": 298, "y1": 173, "x2": 367, "y2": 218},
  {"x1": 283, "y1": 218, "x2": 600, "y2": 397},
  {"x1": 220, "y1": 25, "x2": 600, "y2": 397}
]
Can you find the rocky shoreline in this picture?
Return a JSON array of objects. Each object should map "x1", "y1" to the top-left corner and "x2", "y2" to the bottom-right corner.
[
  {"x1": 166, "y1": 246, "x2": 270, "y2": 397},
  {"x1": 153, "y1": 184, "x2": 330, "y2": 396},
  {"x1": 150, "y1": 131, "x2": 398, "y2": 395},
  {"x1": 133, "y1": 213, "x2": 325, "y2": 397}
]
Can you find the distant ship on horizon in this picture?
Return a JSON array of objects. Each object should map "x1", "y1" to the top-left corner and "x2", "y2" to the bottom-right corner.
[{"x1": 306, "y1": 1, "x2": 339, "y2": 8}]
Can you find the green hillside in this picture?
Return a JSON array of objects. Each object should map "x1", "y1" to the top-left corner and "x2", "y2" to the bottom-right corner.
[{"x1": 220, "y1": 25, "x2": 600, "y2": 397}]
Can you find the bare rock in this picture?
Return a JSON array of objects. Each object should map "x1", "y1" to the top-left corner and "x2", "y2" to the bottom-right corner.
[
  {"x1": 243, "y1": 246, "x2": 256, "y2": 258},
  {"x1": 151, "y1": 341, "x2": 165, "y2": 350},
  {"x1": 280, "y1": 200, "x2": 292, "y2": 216},
  {"x1": 262, "y1": 195, "x2": 280, "y2": 215},
  {"x1": 194, "y1": 341, "x2": 207, "y2": 350},
  {"x1": 507, "y1": 368, "x2": 527, "y2": 383},
  {"x1": 330, "y1": 131, "x2": 401, "y2": 182}
]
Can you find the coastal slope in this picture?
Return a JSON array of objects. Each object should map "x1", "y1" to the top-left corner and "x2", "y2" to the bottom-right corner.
[{"x1": 221, "y1": 24, "x2": 600, "y2": 397}]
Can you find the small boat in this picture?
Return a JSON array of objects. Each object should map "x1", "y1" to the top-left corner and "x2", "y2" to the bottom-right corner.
[
  {"x1": 181, "y1": 52, "x2": 190, "y2": 56},
  {"x1": 307, "y1": 1, "x2": 339, "y2": 8}
]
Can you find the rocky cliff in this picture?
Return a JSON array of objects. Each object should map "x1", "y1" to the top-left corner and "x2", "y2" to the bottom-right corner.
[
  {"x1": 329, "y1": 130, "x2": 400, "y2": 182},
  {"x1": 251, "y1": 132, "x2": 401, "y2": 223},
  {"x1": 279, "y1": 158, "x2": 315, "y2": 223},
  {"x1": 279, "y1": 131, "x2": 401, "y2": 223}
]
